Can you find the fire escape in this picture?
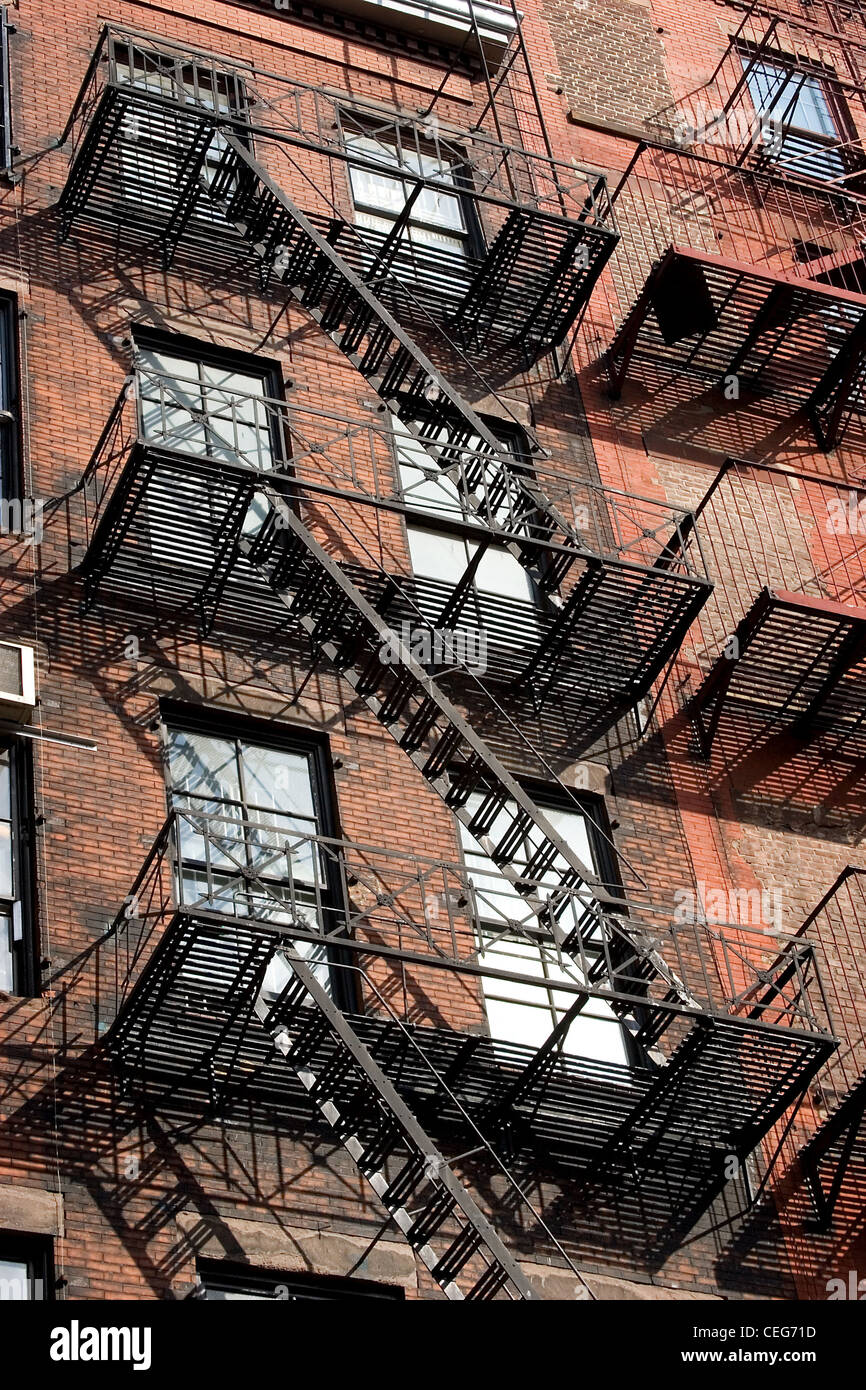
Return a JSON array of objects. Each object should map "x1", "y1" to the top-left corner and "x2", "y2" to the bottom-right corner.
[
  {"x1": 605, "y1": 0, "x2": 866, "y2": 449},
  {"x1": 58, "y1": 24, "x2": 838, "y2": 1291},
  {"x1": 793, "y1": 868, "x2": 866, "y2": 1232},
  {"x1": 687, "y1": 459, "x2": 866, "y2": 761}
]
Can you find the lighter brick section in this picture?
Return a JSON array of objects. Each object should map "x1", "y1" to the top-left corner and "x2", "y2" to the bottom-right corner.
[
  {"x1": 523, "y1": 1261, "x2": 721, "y2": 1300},
  {"x1": 175, "y1": 1213, "x2": 418, "y2": 1291},
  {"x1": 0, "y1": 1182, "x2": 64, "y2": 1236}
]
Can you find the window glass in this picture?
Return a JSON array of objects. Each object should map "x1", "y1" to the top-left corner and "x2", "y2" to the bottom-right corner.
[
  {"x1": 0, "y1": 745, "x2": 30, "y2": 995},
  {"x1": 0, "y1": 1242, "x2": 49, "y2": 1300},
  {"x1": 112, "y1": 45, "x2": 247, "y2": 217},
  {"x1": 459, "y1": 794, "x2": 633, "y2": 1064},
  {"x1": 742, "y1": 55, "x2": 847, "y2": 178},
  {"x1": 345, "y1": 129, "x2": 470, "y2": 261},
  {"x1": 166, "y1": 725, "x2": 336, "y2": 999}
]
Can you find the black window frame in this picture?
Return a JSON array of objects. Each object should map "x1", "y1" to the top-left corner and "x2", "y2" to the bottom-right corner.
[
  {"x1": 0, "y1": 739, "x2": 37, "y2": 998},
  {"x1": 0, "y1": 1233, "x2": 53, "y2": 1301},
  {"x1": 131, "y1": 327, "x2": 291, "y2": 473},
  {"x1": 194, "y1": 1258, "x2": 404, "y2": 1300},
  {"x1": 0, "y1": 294, "x2": 21, "y2": 507},
  {"x1": 460, "y1": 778, "x2": 647, "y2": 1067},
  {"x1": 341, "y1": 114, "x2": 486, "y2": 263},
  {"x1": 159, "y1": 702, "x2": 358, "y2": 1013},
  {"x1": 0, "y1": 7, "x2": 13, "y2": 176}
]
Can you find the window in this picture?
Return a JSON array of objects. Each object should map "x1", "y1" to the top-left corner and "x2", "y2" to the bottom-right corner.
[
  {"x1": 0, "y1": 1236, "x2": 52, "y2": 1301},
  {"x1": 741, "y1": 52, "x2": 852, "y2": 180},
  {"x1": 394, "y1": 415, "x2": 546, "y2": 657},
  {"x1": 135, "y1": 335, "x2": 284, "y2": 535},
  {"x1": 164, "y1": 714, "x2": 353, "y2": 1008},
  {"x1": 0, "y1": 743, "x2": 36, "y2": 997},
  {"x1": 111, "y1": 39, "x2": 249, "y2": 218},
  {"x1": 0, "y1": 8, "x2": 12, "y2": 175},
  {"x1": 0, "y1": 296, "x2": 19, "y2": 506},
  {"x1": 344, "y1": 124, "x2": 478, "y2": 290},
  {"x1": 458, "y1": 790, "x2": 638, "y2": 1065},
  {"x1": 195, "y1": 1260, "x2": 403, "y2": 1300}
]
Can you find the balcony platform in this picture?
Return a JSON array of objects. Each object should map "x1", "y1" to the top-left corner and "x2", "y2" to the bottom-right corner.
[
  {"x1": 692, "y1": 587, "x2": 866, "y2": 753},
  {"x1": 77, "y1": 437, "x2": 709, "y2": 755},
  {"x1": 59, "y1": 38, "x2": 617, "y2": 367},
  {"x1": 106, "y1": 909, "x2": 833, "y2": 1254},
  {"x1": 607, "y1": 247, "x2": 866, "y2": 449}
]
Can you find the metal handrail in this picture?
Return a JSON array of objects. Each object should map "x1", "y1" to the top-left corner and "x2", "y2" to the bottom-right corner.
[
  {"x1": 71, "y1": 367, "x2": 707, "y2": 580},
  {"x1": 105, "y1": 806, "x2": 834, "y2": 1035}
]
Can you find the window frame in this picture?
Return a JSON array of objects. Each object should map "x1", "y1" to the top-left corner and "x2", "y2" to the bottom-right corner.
[
  {"x1": 459, "y1": 780, "x2": 646, "y2": 1067},
  {"x1": 0, "y1": 7, "x2": 12, "y2": 176},
  {"x1": 0, "y1": 294, "x2": 21, "y2": 507},
  {"x1": 0, "y1": 739, "x2": 37, "y2": 998},
  {"x1": 132, "y1": 328, "x2": 290, "y2": 475},
  {"x1": 393, "y1": 411, "x2": 555, "y2": 615},
  {"x1": 738, "y1": 44, "x2": 861, "y2": 180},
  {"x1": 341, "y1": 116, "x2": 486, "y2": 265},
  {"x1": 0, "y1": 1233, "x2": 53, "y2": 1301},
  {"x1": 194, "y1": 1258, "x2": 404, "y2": 1300},
  {"x1": 108, "y1": 37, "x2": 252, "y2": 224},
  {"x1": 159, "y1": 703, "x2": 358, "y2": 1013}
]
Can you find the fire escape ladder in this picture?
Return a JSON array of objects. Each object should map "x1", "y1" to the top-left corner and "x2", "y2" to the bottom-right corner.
[
  {"x1": 799, "y1": 1069, "x2": 866, "y2": 1231},
  {"x1": 238, "y1": 493, "x2": 696, "y2": 1020},
  {"x1": 256, "y1": 954, "x2": 540, "y2": 1300},
  {"x1": 204, "y1": 132, "x2": 590, "y2": 596}
]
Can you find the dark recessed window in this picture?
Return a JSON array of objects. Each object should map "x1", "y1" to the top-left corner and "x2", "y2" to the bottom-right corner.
[
  {"x1": 0, "y1": 741, "x2": 37, "y2": 997},
  {"x1": 0, "y1": 1235, "x2": 53, "y2": 1301},
  {"x1": 0, "y1": 295, "x2": 20, "y2": 505},
  {"x1": 0, "y1": 8, "x2": 12, "y2": 175},
  {"x1": 195, "y1": 1260, "x2": 404, "y2": 1300}
]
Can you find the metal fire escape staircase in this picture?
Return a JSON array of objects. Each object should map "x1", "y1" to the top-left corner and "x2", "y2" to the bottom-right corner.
[
  {"x1": 253, "y1": 956, "x2": 539, "y2": 1300},
  {"x1": 207, "y1": 133, "x2": 586, "y2": 597},
  {"x1": 197, "y1": 131, "x2": 695, "y2": 1030}
]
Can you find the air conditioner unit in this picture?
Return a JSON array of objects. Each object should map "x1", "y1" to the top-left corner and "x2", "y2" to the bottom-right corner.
[{"x1": 0, "y1": 641, "x2": 35, "y2": 724}]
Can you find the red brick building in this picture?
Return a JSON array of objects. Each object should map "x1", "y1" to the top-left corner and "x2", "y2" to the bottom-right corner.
[{"x1": 0, "y1": 0, "x2": 863, "y2": 1303}]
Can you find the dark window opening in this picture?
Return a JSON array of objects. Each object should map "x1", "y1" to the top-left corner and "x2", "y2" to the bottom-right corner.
[
  {"x1": 194, "y1": 1259, "x2": 404, "y2": 1300},
  {"x1": 0, "y1": 741, "x2": 37, "y2": 997},
  {"x1": 0, "y1": 295, "x2": 20, "y2": 505}
]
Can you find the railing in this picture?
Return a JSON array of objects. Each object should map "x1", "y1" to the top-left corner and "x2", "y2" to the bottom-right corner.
[
  {"x1": 798, "y1": 866, "x2": 866, "y2": 1107},
  {"x1": 606, "y1": 142, "x2": 866, "y2": 325},
  {"x1": 62, "y1": 25, "x2": 615, "y2": 233},
  {"x1": 690, "y1": 457, "x2": 866, "y2": 664},
  {"x1": 71, "y1": 367, "x2": 707, "y2": 581},
  {"x1": 655, "y1": 2, "x2": 866, "y2": 187},
  {"x1": 103, "y1": 808, "x2": 833, "y2": 1039}
]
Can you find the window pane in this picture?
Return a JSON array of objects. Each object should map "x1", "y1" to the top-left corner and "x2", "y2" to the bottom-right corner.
[
  {"x1": 240, "y1": 744, "x2": 316, "y2": 818},
  {"x1": 0, "y1": 913, "x2": 13, "y2": 992},
  {"x1": 0, "y1": 1257, "x2": 31, "y2": 1300},
  {"x1": 0, "y1": 821, "x2": 13, "y2": 899},
  {"x1": 168, "y1": 730, "x2": 242, "y2": 802}
]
